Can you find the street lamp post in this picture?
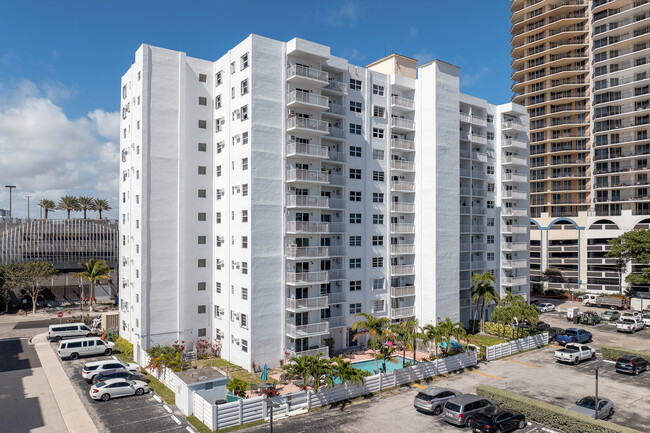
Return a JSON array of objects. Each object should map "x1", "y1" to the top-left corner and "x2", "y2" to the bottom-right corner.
[
  {"x1": 25, "y1": 195, "x2": 31, "y2": 220},
  {"x1": 594, "y1": 367, "x2": 599, "y2": 420},
  {"x1": 5, "y1": 185, "x2": 16, "y2": 217}
]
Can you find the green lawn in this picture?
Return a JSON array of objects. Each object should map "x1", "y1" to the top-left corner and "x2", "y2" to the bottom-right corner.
[
  {"x1": 470, "y1": 334, "x2": 505, "y2": 347},
  {"x1": 194, "y1": 358, "x2": 261, "y2": 388}
]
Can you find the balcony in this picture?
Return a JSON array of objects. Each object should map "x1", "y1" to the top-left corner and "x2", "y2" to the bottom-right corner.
[
  {"x1": 392, "y1": 306, "x2": 416, "y2": 319},
  {"x1": 286, "y1": 195, "x2": 330, "y2": 209},
  {"x1": 391, "y1": 202, "x2": 415, "y2": 213},
  {"x1": 329, "y1": 150, "x2": 346, "y2": 163},
  {"x1": 286, "y1": 117, "x2": 329, "y2": 137},
  {"x1": 286, "y1": 296, "x2": 329, "y2": 312},
  {"x1": 502, "y1": 209, "x2": 528, "y2": 217},
  {"x1": 327, "y1": 316, "x2": 346, "y2": 328},
  {"x1": 391, "y1": 181, "x2": 416, "y2": 192},
  {"x1": 286, "y1": 169, "x2": 330, "y2": 184},
  {"x1": 325, "y1": 126, "x2": 346, "y2": 141},
  {"x1": 501, "y1": 276, "x2": 527, "y2": 286},
  {"x1": 391, "y1": 286, "x2": 416, "y2": 298},
  {"x1": 391, "y1": 244, "x2": 415, "y2": 255},
  {"x1": 286, "y1": 142, "x2": 329, "y2": 159},
  {"x1": 391, "y1": 265, "x2": 415, "y2": 276},
  {"x1": 328, "y1": 292, "x2": 346, "y2": 304},
  {"x1": 323, "y1": 80, "x2": 348, "y2": 94},
  {"x1": 287, "y1": 65, "x2": 328, "y2": 86},
  {"x1": 391, "y1": 117, "x2": 415, "y2": 132},
  {"x1": 391, "y1": 95, "x2": 415, "y2": 111},
  {"x1": 503, "y1": 138, "x2": 528, "y2": 150},
  {"x1": 503, "y1": 156, "x2": 527, "y2": 166},
  {"x1": 286, "y1": 347, "x2": 329, "y2": 359},
  {"x1": 391, "y1": 223, "x2": 415, "y2": 234},
  {"x1": 286, "y1": 321, "x2": 330, "y2": 338},
  {"x1": 391, "y1": 138, "x2": 416, "y2": 152},
  {"x1": 286, "y1": 271, "x2": 329, "y2": 285},
  {"x1": 501, "y1": 225, "x2": 528, "y2": 234},
  {"x1": 502, "y1": 191, "x2": 527, "y2": 200},
  {"x1": 287, "y1": 90, "x2": 329, "y2": 111},
  {"x1": 391, "y1": 160, "x2": 415, "y2": 172},
  {"x1": 329, "y1": 269, "x2": 347, "y2": 280},
  {"x1": 502, "y1": 260, "x2": 528, "y2": 269},
  {"x1": 471, "y1": 134, "x2": 488, "y2": 145},
  {"x1": 286, "y1": 221, "x2": 330, "y2": 234},
  {"x1": 324, "y1": 103, "x2": 345, "y2": 117},
  {"x1": 502, "y1": 242, "x2": 528, "y2": 252},
  {"x1": 286, "y1": 245, "x2": 330, "y2": 259},
  {"x1": 503, "y1": 173, "x2": 527, "y2": 183}
]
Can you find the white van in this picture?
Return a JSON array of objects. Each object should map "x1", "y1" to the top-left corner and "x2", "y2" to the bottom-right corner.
[
  {"x1": 48, "y1": 323, "x2": 94, "y2": 342},
  {"x1": 57, "y1": 337, "x2": 115, "y2": 360}
]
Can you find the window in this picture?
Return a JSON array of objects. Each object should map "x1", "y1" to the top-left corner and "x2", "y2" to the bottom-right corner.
[
  {"x1": 215, "y1": 95, "x2": 222, "y2": 109},
  {"x1": 349, "y1": 236, "x2": 362, "y2": 246},
  {"x1": 373, "y1": 171, "x2": 385, "y2": 182},
  {"x1": 242, "y1": 236, "x2": 248, "y2": 248},
  {"x1": 372, "y1": 235, "x2": 384, "y2": 245},
  {"x1": 198, "y1": 212, "x2": 207, "y2": 221},
  {"x1": 231, "y1": 87, "x2": 235, "y2": 98},
  {"x1": 217, "y1": 189, "x2": 224, "y2": 200},
  {"x1": 216, "y1": 165, "x2": 221, "y2": 177},
  {"x1": 373, "y1": 300, "x2": 385, "y2": 313},
  {"x1": 241, "y1": 53, "x2": 249, "y2": 70},
  {"x1": 198, "y1": 305, "x2": 206, "y2": 314},
  {"x1": 242, "y1": 158, "x2": 248, "y2": 170},
  {"x1": 230, "y1": 62, "x2": 236, "y2": 74},
  {"x1": 216, "y1": 71, "x2": 223, "y2": 85},
  {"x1": 242, "y1": 262, "x2": 248, "y2": 274},
  {"x1": 349, "y1": 168, "x2": 362, "y2": 179},
  {"x1": 372, "y1": 149, "x2": 384, "y2": 160},
  {"x1": 350, "y1": 213, "x2": 361, "y2": 224},
  {"x1": 242, "y1": 288, "x2": 248, "y2": 300},
  {"x1": 198, "y1": 96, "x2": 207, "y2": 106},
  {"x1": 349, "y1": 303, "x2": 362, "y2": 314},
  {"x1": 198, "y1": 120, "x2": 207, "y2": 129},
  {"x1": 198, "y1": 189, "x2": 206, "y2": 198},
  {"x1": 487, "y1": 183, "x2": 495, "y2": 192},
  {"x1": 487, "y1": 235, "x2": 495, "y2": 244},
  {"x1": 350, "y1": 146, "x2": 362, "y2": 157},
  {"x1": 487, "y1": 252, "x2": 495, "y2": 261},
  {"x1": 242, "y1": 184, "x2": 248, "y2": 196},
  {"x1": 372, "y1": 193, "x2": 384, "y2": 203},
  {"x1": 349, "y1": 258, "x2": 361, "y2": 269},
  {"x1": 373, "y1": 127, "x2": 384, "y2": 138},
  {"x1": 217, "y1": 141, "x2": 225, "y2": 153},
  {"x1": 198, "y1": 282, "x2": 206, "y2": 291},
  {"x1": 241, "y1": 105, "x2": 248, "y2": 120},
  {"x1": 241, "y1": 79, "x2": 249, "y2": 95},
  {"x1": 350, "y1": 101, "x2": 362, "y2": 113},
  {"x1": 122, "y1": 84, "x2": 127, "y2": 99},
  {"x1": 199, "y1": 73, "x2": 207, "y2": 83},
  {"x1": 373, "y1": 106, "x2": 385, "y2": 118},
  {"x1": 242, "y1": 210, "x2": 248, "y2": 222},
  {"x1": 487, "y1": 200, "x2": 495, "y2": 209},
  {"x1": 242, "y1": 131, "x2": 249, "y2": 144},
  {"x1": 350, "y1": 191, "x2": 362, "y2": 201},
  {"x1": 350, "y1": 79, "x2": 362, "y2": 91},
  {"x1": 487, "y1": 166, "x2": 495, "y2": 175},
  {"x1": 242, "y1": 339, "x2": 248, "y2": 352},
  {"x1": 241, "y1": 313, "x2": 248, "y2": 329},
  {"x1": 372, "y1": 257, "x2": 384, "y2": 268},
  {"x1": 198, "y1": 142, "x2": 207, "y2": 152},
  {"x1": 216, "y1": 212, "x2": 221, "y2": 223},
  {"x1": 216, "y1": 282, "x2": 221, "y2": 293},
  {"x1": 198, "y1": 166, "x2": 206, "y2": 175},
  {"x1": 216, "y1": 117, "x2": 224, "y2": 132},
  {"x1": 198, "y1": 259, "x2": 206, "y2": 268},
  {"x1": 349, "y1": 123, "x2": 362, "y2": 135},
  {"x1": 349, "y1": 280, "x2": 362, "y2": 292},
  {"x1": 487, "y1": 218, "x2": 494, "y2": 226},
  {"x1": 373, "y1": 214, "x2": 384, "y2": 224},
  {"x1": 373, "y1": 84, "x2": 384, "y2": 96},
  {"x1": 198, "y1": 236, "x2": 206, "y2": 244},
  {"x1": 372, "y1": 278, "x2": 384, "y2": 290}
]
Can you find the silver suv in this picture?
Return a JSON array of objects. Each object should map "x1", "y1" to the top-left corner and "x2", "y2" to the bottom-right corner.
[
  {"x1": 413, "y1": 386, "x2": 462, "y2": 415},
  {"x1": 443, "y1": 394, "x2": 493, "y2": 426}
]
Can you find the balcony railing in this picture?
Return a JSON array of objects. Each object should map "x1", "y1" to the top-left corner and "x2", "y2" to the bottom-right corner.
[
  {"x1": 501, "y1": 276, "x2": 528, "y2": 286},
  {"x1": 286, "y1": 296, "x2": 329, "y2": 311},
  {"x1": 328, "y1": 292, "x2": 346, "y2": 304},
  {"x1": 286, "y1": 195, "x2": 329, "y2": 208},
  {"x1": 327, "y1": 316, "x2": 346, "y2": 328},
  {"x1": 391, "y1": 244, "x2": 415, "y2": 255},
  {"x1": 287, "y1": 116, "x2": 329, "y2": 133},
  {"x1": 392, "y1": 306, "x2": 416, "y2": 318},
  {"x1": 391, "y1": 95, "x2": 415, "y2": 109},
  {"x1": 324, "y1": 80, "x2": 347, "y2": 94},
  {"x1": 503, "y1": 173, "x2": 527, "y2": 182},
  {"x1": 503, "y1": 156, "x2": 528, "y2": 165},
  {"x1": 287, "y1": 65, "x2": 328, "y2": 83},
  {"x1": 286, "y1": 347, "x2": 329, "y2": 359},
  {"x1": 391, "y1": 160, "x2": 416, "y2": 171},
  {"x1": 502, "y1": 209, "x2": 528, "y2": 217},
  {"x1": 286, "y1": 142, "x2": 329, "y2": 159},
  {"x1": 286, "y1": 169, "x2": 330, "y2": 183},
  {"x1": 286, "y1": 271, "x2": 329, "y2": 284},
  {"x1": 501, "y1": 225, "x2": 528, "y2": 234},
  {"x1": 287, "y1": 90, "x2": 329, "y2": 108},
  {"x1": 391, "y1": 138, "x2": 416, "y2": 151},
  {"x1": 391, "y1": 286, "x2": 416, "y2": 297},
  {"x1": 391, "y1": 181, "x2": 416, "y2": 192},
  {"x1": 502, "y1": 191, "x2": 528, "y2": 200},
  {"x1": 503, "y1": 120, "x2": 527, "y2": 131},
  {"x1": 391, "y1": 117, "x2": 415, "y2": 130},
  {"x1": 502, "y1": 260, "x2": 528, "y2": 269},
  {"x1": 286, "y1": 321, "x2": 330, "y2": 338},
  {"x1": 286, "y1": 245, "x2": 330, "y2": 259},
  {"x1": 325, "y1": 103, "x2": 345, "y2": 116},
  {"x1": 391, "y1": 223, "x2": 415, "y2": 233},
  {"x1": 286, "y1": 221, "x2": 330, "y2": 233},
  {"x1": 502, "y1": 242, "x2": 528, "y2": 251},
  {"x1": 391, "y1": 202, "x2": 415, "y2": 213},
  {"x1": 327, "y1": 127, "x2": 346, "y2": 139},
  {"x1": 391, "y1": 265, "x2": 415, "y2": 275},
  {"x1": 503, "y1": 138, "x2": 528, "y2": 149}
]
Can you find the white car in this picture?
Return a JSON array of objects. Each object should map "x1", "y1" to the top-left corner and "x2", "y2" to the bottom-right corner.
[
  {"x1": 57, "y1": 337, "x2": 114, "y2": 360},
  {"x1": 82, "y1": 360, "x2": 141, "y2": 383},
  {"x1": 619, "y1": 311, "x2": 641, "y2": 321},
  {"x1": 90, "y1": 378, "x2": 149, "y2": 401},
  {"x1": 537, "y1": 303, "x2": 556, "y2": 313},
  {"x1": 641, "y1": 314, "x2": 650, "y2": 327}
]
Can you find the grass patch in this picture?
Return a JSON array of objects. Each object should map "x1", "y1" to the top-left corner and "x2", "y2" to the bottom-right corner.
[
  {"x1": 470, "y1": 334, "x2": 505, "y2": 347},
  {"x1": 194, "y1": 358, "x2": 261, "y2": 388},
  {"x1": 186, "y1": 415, "x2": 212, "y2": 433},
  {"x1": 114, "y1": 352, "x2": 175, "y2": 405}
]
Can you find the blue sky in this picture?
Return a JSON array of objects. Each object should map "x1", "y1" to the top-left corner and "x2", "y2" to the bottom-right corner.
[{"x1": 0, "y1": 0, "x2": 513, "y2": 218}]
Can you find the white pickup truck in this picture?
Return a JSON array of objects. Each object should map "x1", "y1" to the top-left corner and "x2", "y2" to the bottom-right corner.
[
  {"x1": 554, "y1": 343, "x2": 596, "y2": 365},
  {"x1": 617, "y1": 318, "x2": 645, "y2": 333}
]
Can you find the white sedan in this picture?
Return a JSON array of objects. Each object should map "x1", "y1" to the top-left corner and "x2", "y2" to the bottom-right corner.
[
  {"x1": 90, "y1": 378, "x2": 150, "y2": 401},
  {"x1": 537, "y1": 303, "x2": 556, "y2": 313}
]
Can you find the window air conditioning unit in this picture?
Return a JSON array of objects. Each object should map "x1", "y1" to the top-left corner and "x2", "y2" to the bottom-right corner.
[
  {"x1": 234, "y1": 313, "x2": 240, "y2": 320},
  {"x1": 399, "y1": 236, "x2": 405, "y2": 240}
]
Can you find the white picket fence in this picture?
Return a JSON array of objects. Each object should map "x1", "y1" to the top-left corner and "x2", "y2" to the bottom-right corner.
[
  {"x1": 191, "y1": 351, "x2": 477, "y2": 430},
  {"x1": 485, "y1": 333, "x2": 548, "y2": 361},
  {"x1": 139, "y1": 348, "x2": 179, "y2": 392}
]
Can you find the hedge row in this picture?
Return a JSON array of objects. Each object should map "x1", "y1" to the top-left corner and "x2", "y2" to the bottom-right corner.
[
  {"x1": 114, "y1": 337, "x2": 134, "y2": 359},
  {"x1": 483, "y1": 322, "x2": 537, "y2": 339},
  {"x1": 601, "y1": 346, "x2": 650, "y2": 363},
  {"x1": 476, "y1": 386, "x2": 641, "y2": 433}
]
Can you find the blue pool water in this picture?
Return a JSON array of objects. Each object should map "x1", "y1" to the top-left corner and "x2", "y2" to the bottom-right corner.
[{"x1": 333, "y1": 356, "x2": 413, "y2": 383}]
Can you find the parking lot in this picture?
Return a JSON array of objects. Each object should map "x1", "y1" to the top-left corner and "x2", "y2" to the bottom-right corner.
[{"x1": 51, "y1": 343, "x2": 190, "y2": 433}]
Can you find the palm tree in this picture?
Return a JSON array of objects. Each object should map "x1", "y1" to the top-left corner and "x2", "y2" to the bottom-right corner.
[
  {"x1": 438, "y1": 318, "x2": 466, "y2": 355},
  {"x1": 37, "y1": 199, "x2": 56, "y2": 220},
  {"x1": 90, "y1": 198, "x2": 111, "y2": 219},
  {"x1": 77, "y1": 196, "x2": 95, "y2": 219},
  {"x1": 331, "y1": 355, "x2": 368, "y2": 387},
  {"x1": 391, "y1": 318, "x2": 420, "y2": 365},
  {"x1": 423, "y1": 323, "x2": 444, "y2": 358},
  {"x1": 471, "y1": 272, "x2": 498, "y2": 333},
  {"x1": 75, "y1": 259, "x2": 112, "y2": 312},
  {"x1": 375, "y1": 344, "x2": 398, "y2": 373},
  {"x1": 306, "y1": 353, "x2": 334, "y2": 392},
  {"x1": 389, "y1": 323, "x2": 409, "y2": 365},
  {"x1": 57, "y1": 195, "x2": 80, "y2": 219},
  {"x1": 282, "y1": 355, "x2": 312, "y2": 390},
  {"x1": 351, "y1": 313, "x2": 391, "y2": 375}
]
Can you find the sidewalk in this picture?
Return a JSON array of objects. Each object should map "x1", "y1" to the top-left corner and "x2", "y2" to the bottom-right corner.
[{"x1": 32, "y1": 332, "x2": 99, "y2": 433}]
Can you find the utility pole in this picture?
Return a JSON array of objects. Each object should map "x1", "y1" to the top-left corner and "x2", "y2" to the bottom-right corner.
[
  {"x1": 25, "y1": 195, "x2": 31, "y2": 219},
  {"x1": 5, "y1": 185, "x2": 16, "y2": 217},
  {"x1": 594, "y1": 367, "x2": 599, "y2": 420}
]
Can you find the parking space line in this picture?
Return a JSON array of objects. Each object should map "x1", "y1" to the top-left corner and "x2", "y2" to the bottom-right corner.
[
  {"x1": 603, "y1": 360, "x2": 615, "y2": 364},
  {"x1": 549, "y1": 344, "x2": 563, "y2": 349},
  {"x1": 412, "y1": 383, "x2": 426, "y2": 389},
  {"x1": 171, "y1": 415, "x2": 181, "y2": 425},
  {"x1": 506, "y1": 359, "x2": 540, "y2": 368},
  {"x1": 471, "y1": 370, "x2": 502, "y2": 380}
]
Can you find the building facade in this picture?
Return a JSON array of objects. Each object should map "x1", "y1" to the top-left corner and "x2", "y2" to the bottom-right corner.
[
  {"x1": 511, "y1": 0, "x2": 650, "y2": 293},
  {"x1": 120, "y1": 35, "x2": 529, "y2": 369}
]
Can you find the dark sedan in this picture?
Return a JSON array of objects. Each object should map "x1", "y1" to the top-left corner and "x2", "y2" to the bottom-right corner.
[
  {"x1": 547, "y1": 327, "x2": 563, "y2": 342},
  {"x1": 615, "y1": 355, "x2": 650, "y2": 375},
  {"x1": 92, "y1": 369, "x2": 145, "y2": 385},
  {"x1": 471, "y1": 407, "x2": 526, "y2": 432}
]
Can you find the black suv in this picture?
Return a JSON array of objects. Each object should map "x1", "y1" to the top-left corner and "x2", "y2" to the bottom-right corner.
[{"x1": 615, "y1": 355, "x2": 650, "y2": 375}]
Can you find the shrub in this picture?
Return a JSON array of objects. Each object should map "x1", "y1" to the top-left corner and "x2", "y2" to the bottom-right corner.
[
  {"x1": 476, "y1": 386, "x2": 641, "y2": 433},
  {"x1": 114, "y1": 337, "x2": 134, "y2": 359},
  {"x1": 601, "y1": 346, "x2": 650, "y2": 363},
  {"x1": 483, "y1": 322, "x2": 538, "y2": 339},
  {"x1": 226, "y1": 378, "x2": 247, "y2": 398}
]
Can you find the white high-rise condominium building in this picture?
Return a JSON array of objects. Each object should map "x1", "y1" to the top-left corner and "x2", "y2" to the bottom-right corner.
[{"x1": 119, "y1": 35, "x2": 529, "y2": 370}]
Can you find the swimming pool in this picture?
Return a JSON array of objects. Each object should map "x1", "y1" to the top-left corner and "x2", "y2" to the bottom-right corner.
[{"x1": 352, "y1": 355, "x2": 413, "y2": 374}]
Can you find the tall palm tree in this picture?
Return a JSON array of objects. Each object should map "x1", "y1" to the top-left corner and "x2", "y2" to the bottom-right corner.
[
  {"x1": 57, "y1": 196, "x2": 80, "y2": 219},
  {"x1": 351, "y1": 313, "x2": 391, "y2": 375},
  {"x1": 77, "y1": 196, "x2": 95, "y2": 219},
  {"x1": 438, "y1": 318, "x2": 466, "y2": 354},
  {"x1": 331, "y1": 355, "x2": 368, "y2": 387},
  {"x1": 375, "y1": 344, "x2": 398, "y2": 373},
  {"x1": 306, "y1": 353, "x2": 334, "y2": 392},
  {"x1": 282, "y1": 355, "x2": 312, "y2": 390},
  {"x1": 391, "y1": 318, "x2": 420, "y2": 365},
  {"x1": 37, "y1": 199, "x2": 55, "y2": 220},
  {"x1": 471, "y1": 272, "x2": 498, "y2": 333},
  {"x1": 90, "y1": 198, "x2": 111, "y2": 219},
  {"x1": 423, "y1": 323, "x2": 444, "y2": 358},
  {"x1": 75, "y1": 259, "x2": 112, "y2": 312}
]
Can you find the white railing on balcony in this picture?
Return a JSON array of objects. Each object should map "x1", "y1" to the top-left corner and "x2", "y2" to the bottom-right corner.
[
  {"x1": 392, "y1": 306, "x2": 416, "y2": 318},
  {"x1": 325, "y1": 103, "x2": 345, "y2": 116},
  {"x1": 472, "y1": 208, "x2": 487, "y2": 215},
  {"x1": 471, "y1": 134, "x2": 487, "y2": 145},
  {"x1": 286, "y1": 142, "x2": 329, "y2": 159},
  {"x1": 460, "y1": 207, "x2": 471, "y2": 215},
  {"x1": 327, "y1": 316, "x2": 346, "y2": 328},
  {"x1": 391, "y1": 95, "x2": 415, "y2": 109},
  {"x1": 473, "y1": 188, "x2": 487, "y2": 197},
  {"x1": 287, "y1": 90, "x2": 329, "y2": 108},
  {"x1": 286, "y1": 271, "x2": 329, "y2": 285},
  {"x1": 503, "y1": 138, "x2": 528, "y2": 149},
  {"x1": 501, "y1": 276, "x2": 527, "y2": 286},
  {"x1": 503, "y1": 120, "x2": 527, "y2": 132},
  {"x1": 286, "y1": 195, "x2": 330, "y2": 208},
  {"x1": 287, "y1": 65, "x2": 328, "y2": 83},
  {"x1": 460, "y1": 224, "x2": 471, "y2": 233},
  {"x1": 460, "y1": 187, "x2": 472, "y2": 196},
  {"x1": 502, "y1": 191, "x2": 528, "y2": 200},
  {"x1": 391, "y1": 117, "x2": 415, "y2": 130},
  {"x1": 329, "y1": 269, "x2": 347, "y2": 280},
  {"x1": 474, "y1": 152, "x2": 488, "y2": 162},
  {"x1": 286, "y1": 321, "x2": 330, "y2": 338},
  {"x1": 327, "y1": 127, "x2": 346, "y2": 139},
  {"x1": 503, "y1": 173, "x2": 527, "y2": 183},
  {"x1": 502, "y1": 209, "x2": 528, "y2": 217},
  {"x1": 391, "y1": 265, "x2": 415, "y2": 275},
  {"x1": 503, "y1": 156, "x2": 527, "y2": 166},
  {"x1": 472, "y1": 225, "x2": 486, "y2": 233},
  {"x1": 501, "y1": 225, "x2": 528, "y2": 234},
  {"x1": 286, "y1": 221, "x2": 330, "y2": 233},
  {"x1": 460, "y1": 168, "x2": 472, "y2": 178},
  {"x1": 286, "y1": 347, "x2": 329, "y2": 359},
  {"x1": 391, "y1": 138, "x2": 416, "y2": 151},
  {"x1": 391, "y1": 181, "x2": 416, "y2": 192},
  {"x1": 460, "y1": 113, "x2": 471, "y2": 123},
  {"x1": 502, "y1": 242, "x2": 528, "y2": 251},
  {"x1": 391, "y1": 244, "x2": 415, "y2": 255},
  {"x1": 391, "y1": 160, "x2": 415, "y2": 171},
  {"x1": 391, "y1": 223, "x2": 415, "y2": 233},
  {"x1": 286, "y1": 245, "x2": 330, "y2": 259},
  {"x1": 391, "y1": 286, "x2": 416, "y2": 297},
  {"x1": 460, "y1": 242, "x2": 471, "y2": 252},
  {"x1": 502, "y1": 260, "x2": 528, "y2": 269},
  {"x1": 391, "y1": 202, "x2": 415, "y2": 213},
  {"x1": 329, "y1": 151, "x2": 346, "y2": 163},
  {"x1": 287, "y1": 116, "x2": 329, "y2": 133},
  {"x1": 472, "y1": 116, "x2": 487, "y2": 126},
  {"x1": 286, "y1": 296, "x2": 329, "y2": 311},
  {"x1": 324, "y1": 80, "x2": 347, "y2": 94},
  {"x1": 471, "y1": 261, "x2": 487, "y2": 269},
  {"x1": 328, "y1": 292, "x2": 346, "y2": 304},
  {"x1": 286, "y1": 169, "x2": 330, "y2": 183}
]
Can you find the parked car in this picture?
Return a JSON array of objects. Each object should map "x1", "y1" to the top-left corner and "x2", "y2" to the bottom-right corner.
[
  {"x1": 620, "y1": 311, "x2": 641, "y2": 321},
  {"x1": 48, "y1": 323, "x2": 94, "y2": 342},
  {"x1": 93, "y1": 369, "x2": 145, "y2": 385},
  {"x1": 557, "y1": 328, "x2": 592, "y2": 345},
  {"x1": 641, "y1": 314, "x2": 650, "y2": 327},
  {"x1": 554, "y1": 343, "x2": 596, "y2": 365},
  {"x1": 89, "y1": 378, "x2": 149, "y2": 401},
  {"x1": 579, "y1": 311, "x2": 601, "y2": 326},
  {"x1": 547, "y1": 327, "x2": 563, "y2": 342},
  {"x1": 521, "y1": 320, "x2": 550, "y2": 332},
  {"x1": 601, "y1": 311, "x2": 621, "y2": 322},
  {"x1": 443, "y1": 394, "x2": 493, "y2": 426},
  {"x1": 615, "y1": 355, "x2": 650, "y2": 375},
  {"x1": 616, "y1": 318, "x2": 645, "y2": 334},
  {"x1": 537, "y1": 303, "x2": 555, "y2": 313},
  {"x1": 57, "y1": 337, "x2": 114, "y2": 360},
  {"x1": 413, "y1": 386, "x2": 462, "y2": 415},
  {"x1": 82, "y1": 360, "x2": 140, "y2": 383},
  {"x1": 471, "y1": 406, "x2": 526, "y2": 432},
  {"x1": 570, "y1": 396, "x2": 614, "y2": 420}
]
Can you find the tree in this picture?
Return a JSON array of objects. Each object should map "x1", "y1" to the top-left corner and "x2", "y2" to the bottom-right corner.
[
  {"x1": 351, "y1": 313, "x2": 391, "y2": 375},
  {"x1": 77, "y1": 197, "x2": 95, "y2": 220},
  {"x1": 91, "y1": 198, "x2": 112, "y2": 219},
  {"x1": 282, "y1": 355, "x2": 312, "y2": 390},
  {"x1": 75, "y1": 259, "x2": 112, "y2": 312},
  {"x1": 544, "y1": 267, "x2": 573, "y2": 293},
  {"x1": 423, "y1": 323, "x2": 444, "y2": 358},
  {"x1": 438, "y1": 317, "x2": 466, "y2": 353},
  {"x1": 226, "y1": 378, "x2": 248, "y2": 398},
  {"x1": 471, "y1": 272, "x2": 498, "y2": 333},
  {"x1": 37, "y1": 199, "x2": 56, "y2": 220},
  {"x1": 57, "y1": 196, "x2": 80, "y2": 219},
  {"x1": 331, "y1": 355, "x2": 368, "y2": 387},
  {"x1": 8, "y1": 262, "x2": 58, "y2": 314},
  {"x1": 306, "y1": 353, "x2": 333, "y2": 392},
  {"x1": 0, "y1": 264, "x2": 16, "y2": 312},
  {"x1": 607, "y1": 229, "x2": 650, "y2": 293},
  {"x1": 375, "y1": 344, "x2": 398, "y2": 373}
]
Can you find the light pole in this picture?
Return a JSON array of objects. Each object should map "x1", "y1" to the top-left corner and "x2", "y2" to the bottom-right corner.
[
  {"x1": 25, "y1": 195, "x2": 31, "y2": 219},
  {"x1": 594, "y1": 367, "x2": 599, "y2": 420},
  {"x1": 5, "y1": 185, "x2": 16, "y2": 217}
]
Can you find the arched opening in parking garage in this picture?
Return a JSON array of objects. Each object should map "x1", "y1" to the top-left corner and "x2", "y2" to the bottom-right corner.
[{"x1": 546, "y1": 219, "x2": 580, "y2": 291}]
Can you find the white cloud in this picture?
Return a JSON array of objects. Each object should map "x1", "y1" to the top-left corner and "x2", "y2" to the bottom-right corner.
[
  {"x1": 412, "y1": 49, "x2": 435, "y2": 65},
  {"x1": 325, "y1": 1, "x2": 360, "y2": 27},
  {"x1": 461, "y1": 66, "x2": 492, "y2": 88},
  {"x1": 0, "y1": 81, "x2": 118, "y2": 219}
]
